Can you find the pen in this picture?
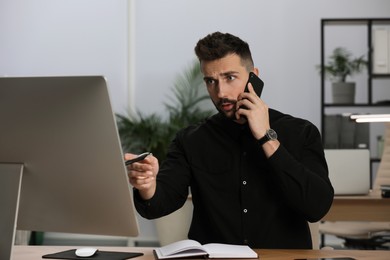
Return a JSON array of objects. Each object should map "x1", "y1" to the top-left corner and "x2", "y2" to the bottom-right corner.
[{"x1": 125, "y1": 152, "x2": 151, "y2": 166}]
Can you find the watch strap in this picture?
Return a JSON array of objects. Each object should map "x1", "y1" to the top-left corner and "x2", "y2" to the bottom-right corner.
[{"x1": 257, "y1": 129, "x2": 277, "y2": 146}]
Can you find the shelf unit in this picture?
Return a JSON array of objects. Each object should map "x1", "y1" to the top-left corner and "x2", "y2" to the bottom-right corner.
[
  {"x1": 321, "y1": 18, "x2": 390, "y2": 111},
  {"x1": 320, "y1": 18, "x2": 390, "y2": 185}
]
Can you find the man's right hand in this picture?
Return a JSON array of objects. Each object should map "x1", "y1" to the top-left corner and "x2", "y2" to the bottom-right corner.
[{"x1": 125, "y1": 153, "x2": 159, "y2": 200}]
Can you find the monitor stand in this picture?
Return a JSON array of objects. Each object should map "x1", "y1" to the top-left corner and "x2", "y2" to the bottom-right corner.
[{"x1": 0, "y1": 164, "x2": 24, "y2": 260}]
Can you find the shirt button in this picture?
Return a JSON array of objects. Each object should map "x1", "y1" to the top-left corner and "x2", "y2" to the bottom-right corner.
[
  {"x1": 243, "y1": 209, "x2": 248, "y2": 213},
  {"x1": 243, "y1": 181, "x2": 247, "y2": 185}
]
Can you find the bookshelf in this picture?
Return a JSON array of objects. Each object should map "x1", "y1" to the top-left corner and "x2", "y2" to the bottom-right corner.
[{"x1": 320, "y1": 18, "x2": 390, "y2": 186}]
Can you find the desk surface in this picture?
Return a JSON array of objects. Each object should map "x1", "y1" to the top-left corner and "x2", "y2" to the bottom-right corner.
[
  {"x1": 12, "y1": 246, "x2": 390, "y2": 260},
  {"x1": 322, "y1": 191, "x2": 390, "y2": 221}
]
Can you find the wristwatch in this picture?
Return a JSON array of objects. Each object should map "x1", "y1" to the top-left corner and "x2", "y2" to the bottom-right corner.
[{"x1": 257, "y1": 129, "x2": 278, "y2": 146}]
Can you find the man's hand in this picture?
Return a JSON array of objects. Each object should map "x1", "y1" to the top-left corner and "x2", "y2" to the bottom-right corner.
[
  {"x1": 235, "y1": 83, "x2": 270, "y2": 140},
  {"x1": 235, "y1": 84, "x2": 280, "y2": 157},
  {"x1": 125, "y1": 153, "x2": 159, "y2": 200}
]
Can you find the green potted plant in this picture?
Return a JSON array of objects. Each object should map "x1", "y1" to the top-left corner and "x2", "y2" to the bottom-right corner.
[
  {"x1": 116, "y1": 60, "x2": 213, "y2": 246},
  {"x1": 116, "y1": 60, "x2": 213, "y2": 162},
  {"x1": 319, "y1": 47, "x2": 368, "y2": 104}
]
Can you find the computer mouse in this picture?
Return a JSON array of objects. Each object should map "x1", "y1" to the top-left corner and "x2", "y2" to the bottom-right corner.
[{"x1": 75, "y1": 247, "x2": 98, "y2": 257}]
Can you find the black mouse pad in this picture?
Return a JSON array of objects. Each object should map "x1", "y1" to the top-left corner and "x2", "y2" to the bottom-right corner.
[{"x1": 42, "y1": 249, "x2": 144, "y2": 260}]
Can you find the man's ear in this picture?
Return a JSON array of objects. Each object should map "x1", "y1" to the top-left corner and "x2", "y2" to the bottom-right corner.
[{"x1": 253, "y1": 68, "x2": 259, "y2": 76}]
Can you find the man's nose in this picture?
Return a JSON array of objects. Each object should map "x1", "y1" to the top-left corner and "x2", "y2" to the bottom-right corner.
[{"x1": 216, "y1": 81, "x2": 228, "y2": 98}]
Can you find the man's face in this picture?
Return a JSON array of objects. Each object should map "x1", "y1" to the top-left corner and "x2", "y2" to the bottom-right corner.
[{"x1": 201, "y1": 54, "x2": 249, "y2": 121}]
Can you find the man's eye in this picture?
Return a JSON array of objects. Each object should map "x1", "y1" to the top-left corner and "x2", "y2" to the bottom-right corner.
[
  {"x1": 205, "y1": 79, "x2": 216, "y2": 85},
  {"x1": 227, "y1": 75, "x2": 236, "y2": 81}
]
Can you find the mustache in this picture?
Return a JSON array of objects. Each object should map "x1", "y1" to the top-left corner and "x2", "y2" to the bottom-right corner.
[{"x1": 217, "y1": 98, "x2": 237, "y2": 106}]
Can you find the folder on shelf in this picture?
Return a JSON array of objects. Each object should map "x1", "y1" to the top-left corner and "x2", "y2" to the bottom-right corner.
[
  {"x1": 373, "y1": 27, "x2": 389, "y2": 74},
  {"x1": 339, "y1": 115, "x2": 355, "y2": 149},
  {"x1": 324, "y1": 115, "x2": 341, "y2": 149},
  {"x1": 354, "y1": 122, "x2": 369, "y2": 149},
  {"x1": 324, "y1": 114, "x2": 369, "y2": 149}
]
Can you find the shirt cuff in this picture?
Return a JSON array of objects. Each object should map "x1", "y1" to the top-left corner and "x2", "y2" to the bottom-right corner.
[{"x1": 133, "y1": 188, "x2": 153, "y2": 209}]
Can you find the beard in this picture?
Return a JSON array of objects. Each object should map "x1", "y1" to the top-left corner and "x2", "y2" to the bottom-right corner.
[{"x1": 213, "y1": 98, "x2": 238, "y2": 120}]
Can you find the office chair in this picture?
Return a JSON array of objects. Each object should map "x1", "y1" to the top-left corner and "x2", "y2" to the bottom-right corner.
[
  {"x1": 153, "y1": 196, "x2": 321, "y2": 249},
  {"x1": 319, "y1": 123, "x2": 390, "y2": 249},
  {"x1": 154, "y1": 196, "x2": 193, "y2": 246}
]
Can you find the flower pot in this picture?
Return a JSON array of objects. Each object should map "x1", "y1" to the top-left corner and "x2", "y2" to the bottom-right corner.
[{"x1": 332, "y1": 82, "x2": 355, "y2": 104}]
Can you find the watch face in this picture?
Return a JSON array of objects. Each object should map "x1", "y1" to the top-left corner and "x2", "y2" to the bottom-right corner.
[{"x1": 266, "y1": 129, "x2": 277, "y2": 140}]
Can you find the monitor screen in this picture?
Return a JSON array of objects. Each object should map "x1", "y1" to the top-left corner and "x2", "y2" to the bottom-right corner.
[{"x1": 0, "y1": 76, "x2": 139, "y2": 258}]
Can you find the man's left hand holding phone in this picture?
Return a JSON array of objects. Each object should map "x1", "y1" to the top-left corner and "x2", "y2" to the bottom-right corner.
[
  {"x1": 236, "y1": 71, "x2": 266, "y2": 129},
  {"x1": 125, "y1": 152, "x2": 158, "y2": 200},
  {"x1": 237, "y1": 72, "x2": 280, "y2": 157}
]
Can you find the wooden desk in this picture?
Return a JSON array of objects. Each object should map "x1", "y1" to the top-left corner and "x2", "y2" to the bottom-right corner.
[
  {"x1": 12, "y1": 245, "x2": 390, "y2": 260},
  {"x1": 322, "y1": 191, "x2": 390, "y2": 221}
]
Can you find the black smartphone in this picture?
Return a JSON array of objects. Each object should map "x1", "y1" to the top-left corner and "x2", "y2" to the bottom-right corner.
[
  {"x1": 125, "y1": 152, "x2": 151, "y2": 166},
  {"x1": 244, "y1": 71, "x2": 264, "y2": 97}
]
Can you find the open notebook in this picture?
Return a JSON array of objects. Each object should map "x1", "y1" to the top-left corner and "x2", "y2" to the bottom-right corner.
[{"x1": 154, "y1": 239, "x2": 258, "y2": 259}]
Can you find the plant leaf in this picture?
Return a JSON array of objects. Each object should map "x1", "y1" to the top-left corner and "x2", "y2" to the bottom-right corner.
[{"x1": 116, "y1": 60, "x2": 214, "y2": 162}]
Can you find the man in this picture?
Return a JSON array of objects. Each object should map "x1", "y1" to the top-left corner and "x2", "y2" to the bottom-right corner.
[{"x1": 126, "y1": 32, "x2": 334, "y2": 249}]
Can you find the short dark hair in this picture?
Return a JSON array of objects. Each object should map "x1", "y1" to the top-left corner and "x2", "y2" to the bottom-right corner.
[{"x1": 194, "y1": 32, "x2": 254, "y2": 71}]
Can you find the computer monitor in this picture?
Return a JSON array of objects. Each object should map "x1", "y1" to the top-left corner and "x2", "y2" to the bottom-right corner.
[{"x1": 0, "y1": 76, "x2": 139, "y2": 259}]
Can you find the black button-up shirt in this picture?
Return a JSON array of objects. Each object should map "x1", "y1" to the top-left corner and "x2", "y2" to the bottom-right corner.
[{"x1": 134, "y1": 109, "x2": 334, "y2": 249}]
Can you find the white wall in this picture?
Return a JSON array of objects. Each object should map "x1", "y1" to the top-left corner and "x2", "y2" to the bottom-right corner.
[
  {"x1": 0, "y1": 0, "x2": 129, "y2": 114},
  {"x1": 132, "y1": 0, "x2": 390, "y2": 128}
]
